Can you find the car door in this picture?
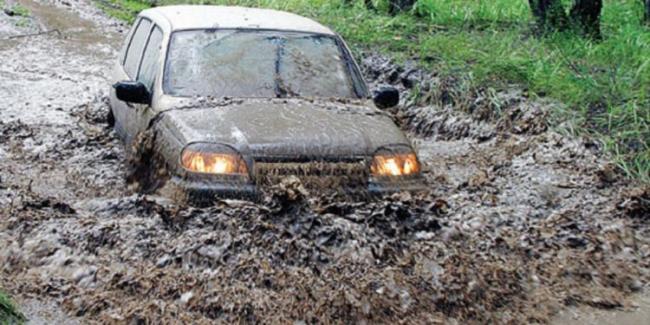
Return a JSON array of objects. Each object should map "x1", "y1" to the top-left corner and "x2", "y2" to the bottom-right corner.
[
  {"x1": 125, "y1": 24, "x2": 164, "y2": 145},
  {"x1": 112, "y1": 17, "x2": 149, "y2": 142},
  {"x1": 112, "y1": 18, "x2": 163, "y2": 146}
]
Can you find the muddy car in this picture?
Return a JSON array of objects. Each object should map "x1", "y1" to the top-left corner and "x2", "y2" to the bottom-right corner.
[{"x1": 109, "y1": 5, "x2": 423, "y2": 200}]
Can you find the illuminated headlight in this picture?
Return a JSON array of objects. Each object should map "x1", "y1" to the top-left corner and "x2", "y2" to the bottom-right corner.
[
  {"x1": 181, "y1": 143, "x2": 248, "y2": 175},
  {"x1": 370, "y1": 146, "x2": 421, "y2": 177}
]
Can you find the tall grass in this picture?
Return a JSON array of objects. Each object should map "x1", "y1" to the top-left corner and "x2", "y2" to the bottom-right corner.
[
  {"x1": 416, "y1": 0, "x2": 531, "y2": 25},
  {"x1": 101, "y1": 0, "x2": 650, "y2": 181}
]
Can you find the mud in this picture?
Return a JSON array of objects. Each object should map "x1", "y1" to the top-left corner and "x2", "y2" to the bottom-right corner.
[{"x1": 1, "y1": 0, "x2": 649, "y2": 323}]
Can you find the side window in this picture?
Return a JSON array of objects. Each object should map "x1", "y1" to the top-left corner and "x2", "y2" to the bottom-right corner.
[
  {"x1": 119, "y1": 19, "x2": 138, "y2": 64},
  {"x1": 137, "y1": 26, "x2": 163, "y2": 92},
  {"x1": 123, "y1": 18, "x2": 152, "y2": 79}
]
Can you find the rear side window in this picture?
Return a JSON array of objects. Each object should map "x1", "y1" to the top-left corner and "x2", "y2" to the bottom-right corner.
[
  {"x1": 138, "y1": 27, "x2": 163, "y2": 91},
  {"x1": 123, "y1": 18, "x2": 152, "y2": 79},
  {"x1": 119, "y1": 22, "x2": 137, "y2": 64}
]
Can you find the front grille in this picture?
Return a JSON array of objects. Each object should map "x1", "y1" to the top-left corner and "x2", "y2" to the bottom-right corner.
[{"x1": 253, "y1": 161, "x2": 369, "y2": 189}]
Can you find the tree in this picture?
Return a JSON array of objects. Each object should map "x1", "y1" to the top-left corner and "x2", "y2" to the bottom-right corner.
[
  {"x1": 342, "y1": 0, "x2": 414, "y2": 14},
  {"x1": 342, "y1": 0, "x2": 375, "y2": 10},
  {"x1": 388, "y1": 0, "x2": 416, "y2": 15},
  {"x1": 569, "y1": 0, "x2": 603, "y2": 39},
  {"x1": 528, "y1": 0, "x2": 603, "y2": 39},
  {"x1": 645, "y1": 0, "x2": 650, "y2": 24},
  {"x1": 528, "y1": 0, "x2": 569, "y2": 32}
]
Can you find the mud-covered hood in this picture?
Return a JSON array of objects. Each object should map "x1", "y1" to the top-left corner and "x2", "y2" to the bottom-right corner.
[{"x1": 159, "y1": 98, "x2": 410, "y2": 158}]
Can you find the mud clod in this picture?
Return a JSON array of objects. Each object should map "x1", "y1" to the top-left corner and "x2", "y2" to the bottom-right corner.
[{"x1": 619, "y1": 187, "x2": 650, "y2": 219}]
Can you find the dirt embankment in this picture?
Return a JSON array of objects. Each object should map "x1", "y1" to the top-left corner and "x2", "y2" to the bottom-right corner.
[{"x1": 1, "y1": 0, "x2": 649, "y2": 323}]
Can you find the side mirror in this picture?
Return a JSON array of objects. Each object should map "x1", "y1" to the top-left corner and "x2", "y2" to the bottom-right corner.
[
  {"x1": 113, "y1": 81, "x2": 150, "y2": 104},
  {"x1": 372, "y1": 85, "x2": 399, "y2": 109}
]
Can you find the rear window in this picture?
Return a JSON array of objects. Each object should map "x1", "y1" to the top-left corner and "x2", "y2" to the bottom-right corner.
[
  {"x1": 123, "y1": 18, "x2": 151, "y2": 79},
  {"x1": 137, "y1": 27, "x2": 163, "y2": 91}
]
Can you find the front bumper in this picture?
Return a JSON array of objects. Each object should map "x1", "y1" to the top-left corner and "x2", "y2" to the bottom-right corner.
[
  {"x1": 169, "y1": 175, "x2": 427, "y2": 204},
  {"x1": 368, "y1": 178, "x2": 428, "y2": 194},
  {"x1": 168, "y1": 177, "x2": 260, "y2": 203}
]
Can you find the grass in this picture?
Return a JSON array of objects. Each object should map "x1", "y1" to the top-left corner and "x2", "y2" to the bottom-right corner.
[
  {"x1": 95, "y1": 0, "x2": 149, "y2": 22},
  {"x1": 2, "y1": 2, "x2": 32, "y2": 27},
  {"x1": 0, "y1": 290, "x2": 24, "y2": 325},
  {"x1": 8, "y1": 3, "x2": 30, "y2": 17},
  {"x1": 99, "y1": 0, "x2": 649, "y2": 181}
]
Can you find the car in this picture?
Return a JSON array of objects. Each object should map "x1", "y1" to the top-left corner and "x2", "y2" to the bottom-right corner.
[{"x1": 109, "y1": 5, "x2": 424, "y2": 201}]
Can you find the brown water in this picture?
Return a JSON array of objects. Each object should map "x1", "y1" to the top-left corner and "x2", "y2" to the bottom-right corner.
[
  {"x1": 0, "y1": 0, "x2": 648, "y2": 323},
  {"x1": 554, "y1": 293, "x2": 650, "y2": 324}
]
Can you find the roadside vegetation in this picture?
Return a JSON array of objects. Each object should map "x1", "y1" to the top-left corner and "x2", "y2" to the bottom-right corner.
[
  {"x1": 0, "y1": 290, "x2": 24, "y2": 325},
  {"x1": 1, "y1": 1, "x2": 31, "y2": 27},
  {"x1": 2, "y1": 1, "x2": 30, "y2": 17},
  {"x1": 99, "y1": 0, "x2": 649, "y2": 180}
]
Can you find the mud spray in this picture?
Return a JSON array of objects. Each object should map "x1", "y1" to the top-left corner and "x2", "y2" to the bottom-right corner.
[{"x1": 1, "y1": 0, "x2": 648, "y2": 323}]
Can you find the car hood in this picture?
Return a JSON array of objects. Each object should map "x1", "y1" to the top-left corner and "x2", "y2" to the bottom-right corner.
[{"x1": 158, "y1": 98, "x2": 410, "y2": 159}]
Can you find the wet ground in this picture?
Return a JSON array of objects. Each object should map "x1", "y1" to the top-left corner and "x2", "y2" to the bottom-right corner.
[{"x1": 0, "y1": 0, "x2": 649, "y2": 323}]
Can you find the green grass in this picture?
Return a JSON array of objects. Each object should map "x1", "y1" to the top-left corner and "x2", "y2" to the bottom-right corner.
[
  {"x1": 99, "y1": 0, "x2": 650, "y2": 181},
  {"x1": 3, "y1": 2, "x2": 32, "y2": 28},
  {"x1": 0, "y1": 290, "x2": 25, "y2": 325},
  {"x1": 95, "y1": 0, "x2": 149, "y2": 22},
  {"x1": 9, "y1": 4, "x2": 30, "y2": 17}
]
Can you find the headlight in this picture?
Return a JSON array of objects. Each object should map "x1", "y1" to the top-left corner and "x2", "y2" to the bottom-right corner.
[
  {"x1": 181, "y1": 143, "x2": 248, "y2": 175},
  {"x1": 370, "y1": 147, "x2": 421, "y2": 177}
]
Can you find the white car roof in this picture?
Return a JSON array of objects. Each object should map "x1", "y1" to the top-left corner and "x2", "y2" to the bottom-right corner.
[{"x1": 141, "y1": 5, "x2": 335, "y2": 35}]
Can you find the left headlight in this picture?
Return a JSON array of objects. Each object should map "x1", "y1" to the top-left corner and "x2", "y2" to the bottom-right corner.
[
  {"x1": 370, "y1": 146, "x2": 421, "y2": 177},
  {"x1": 181, "y1": 143, "x2": 248, "y2": 175}
]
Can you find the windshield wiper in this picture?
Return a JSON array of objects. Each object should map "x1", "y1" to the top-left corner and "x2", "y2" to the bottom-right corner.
[{"x1": 271, "y1": 37, "x2": 299, "y2": 98}]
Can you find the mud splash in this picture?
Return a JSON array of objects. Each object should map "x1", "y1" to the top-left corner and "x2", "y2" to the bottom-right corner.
[{"x1": 0, "y1": 0, "x2": 649, "y2": 323}]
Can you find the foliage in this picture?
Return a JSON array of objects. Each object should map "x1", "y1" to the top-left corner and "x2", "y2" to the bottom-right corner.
[
  {"x1": 9, "y1": 4, "x2": 30, "y2": 17},
  {"x1": 95, "y1": 0, "x2": 149, "y2": 22},
  {"x1": 100, "y1": 0, "x2": 649, "y2": 181},
  {"x1": 0, "y1": 291, "x2": 24, "y2": 325}
]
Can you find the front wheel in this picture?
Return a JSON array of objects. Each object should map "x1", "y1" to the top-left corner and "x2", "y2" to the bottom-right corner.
[
  {"x1": 107, "y1": 106, "x2": 115, "y2": 128},
  {"x1": 126, "y1": 129, "x2": 168, "y2": 194}
]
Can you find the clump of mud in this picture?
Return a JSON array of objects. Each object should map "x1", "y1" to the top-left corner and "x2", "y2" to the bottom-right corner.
[
  {"x1": 361, "y1": 53, "x2": 552, "y2": 141},
  {"x1": 619, "y1": 187, "x2": 650, "y2": 220},
  {"x1": 2, "y1": 171, "x2": 647, "y2": 323},
  {"x1": 1, "y1": 2, "x2": 649, "y2": 323}
]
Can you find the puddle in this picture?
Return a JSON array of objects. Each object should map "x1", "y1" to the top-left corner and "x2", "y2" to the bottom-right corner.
[{"x1": 553, "y1": 292, "x2": 650, "y2": 325}]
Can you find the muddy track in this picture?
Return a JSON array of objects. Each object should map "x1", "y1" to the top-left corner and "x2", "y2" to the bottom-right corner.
[{"x1": 0, "y1": 0, "x2": 648, "y2": 323}]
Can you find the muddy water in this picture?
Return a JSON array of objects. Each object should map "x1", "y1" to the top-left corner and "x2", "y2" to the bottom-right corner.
[
  {"x1": 1, "y1": 0, "x2": 125, "y2": 322},
  {"x1": 0, "y1": 0, "x2": 123, "y2": 201},
  {"x1": 554, "y1": 293, "x2": 650, "y2": 325},
  {"x1": 0, "y1": 0, "x2": 649, "y2": 324}
]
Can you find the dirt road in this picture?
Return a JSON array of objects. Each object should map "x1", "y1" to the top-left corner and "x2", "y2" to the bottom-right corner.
[{"x1": 0, "y1": 0, "x2": 648, "y2": 323}]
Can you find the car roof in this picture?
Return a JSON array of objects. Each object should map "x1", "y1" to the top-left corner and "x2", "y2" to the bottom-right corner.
[{"x1": 140, "y1": 5, "x2": 335, "y2": 35}]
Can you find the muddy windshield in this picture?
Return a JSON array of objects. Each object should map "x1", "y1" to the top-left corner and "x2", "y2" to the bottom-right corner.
[{"x1": 164, "y1": 29, "x2": 365, "y2": 98}]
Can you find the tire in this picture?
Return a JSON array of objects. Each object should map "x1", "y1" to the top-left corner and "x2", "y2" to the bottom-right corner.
[{"x1": 107, "y1": 106, "x2": 115, "y2": 128}]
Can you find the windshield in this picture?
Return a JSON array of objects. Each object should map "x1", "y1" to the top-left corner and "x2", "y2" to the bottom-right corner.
[{"x1": 164, "y1": 29, "x2": 366, "y2": 98}]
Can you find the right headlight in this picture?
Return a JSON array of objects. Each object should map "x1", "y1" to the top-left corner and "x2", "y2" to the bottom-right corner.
[
  {"x1": 370, "y1": 146, "x2": 421, "y2": 177},
  {"x1": 180, "y1": 143, "x2": 248, "y2": 176}
]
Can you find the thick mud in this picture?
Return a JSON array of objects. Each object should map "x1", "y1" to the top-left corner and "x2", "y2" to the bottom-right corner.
[{"x1": 1, "y1": 0, "x2": 649, "y2": 323}]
